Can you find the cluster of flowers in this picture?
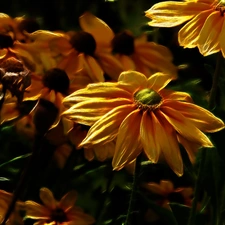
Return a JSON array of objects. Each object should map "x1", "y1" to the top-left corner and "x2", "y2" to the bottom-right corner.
[{"x1": 0, "y1": 0, "x2": 225, "y2": 222}]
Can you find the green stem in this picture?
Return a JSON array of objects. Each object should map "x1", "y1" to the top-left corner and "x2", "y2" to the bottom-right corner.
[
  {"x1": 209, "y1": 52, "x2": 223, "y2": 109},
  {"x1": 125, "y1": 154, "x2": 142, "y2": 225},
  {"x1": 187, "y1": 149, "x2": 206, "y2": 225}
]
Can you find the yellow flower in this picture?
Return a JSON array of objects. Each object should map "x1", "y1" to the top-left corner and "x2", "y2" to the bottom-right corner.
[
  {"x1": 112, "y1": 31, "x2": 177, "y2": 78},
  {"x1": 25, "y1": 188, "x2": 95, "y2": 225},
  {"x1": 70, "y1": 12, "x2": 124, "y2": 81},
  {"x1": 145, "y1": 0, "x2": 225, "y2": 57},
  {"x1": 0, "y1": 189, "x2": 25, "y2": 225},
  {"x1": 63, "y1": 71, "x2": 224, "y2": 176}
]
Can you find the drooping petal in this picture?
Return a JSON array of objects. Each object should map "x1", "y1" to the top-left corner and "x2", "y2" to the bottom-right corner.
[
  {"x1": 25, "y1": 201, "x2": 51, "y2": 219},
  {"x1": 79, "y1": 105, "x2": 135, "y2": 147},
  {"x1": 39, "y1": 188, "x2": 57, "y2": 210},
  {"x1": 116, "y1": 54, "x2": 136, "y2": 71},
  {"x1": 60, "y1": 191, "x2": 77, "y2": 212},
  {"x1": 147, "y1": 72, "x2": 173, "y2": 91},
  {"x1": 163, "y1": 100, "x2": 224, "y2": 132},
  {"x1": 79, "y1": 12, "x2": 114, "y2": 50},
  {"x1": 81, "y1": 54, "x2": 105, "y2": 82},
  {"x1": 198, "y1": 11, "x2": 222, "y2": 56},
  {"x1": 160, "y1": 106, "x2": 214, "y2": 147},
  {"x1": 145, "y1": 1, "x2": 210, "y2": 27},
  {"x1": 178, "y1": 9, "x2": 213, "y2": 48},
  {"x1": 177, "y1": 134, "x2": 200, "y2": 163},
  {"x1": 96, "y1": 52, "x2": 123, "y2": 81},
  {"x1": 63, "y1": 98, "x2": 132, "y2": 126},
  {"x1": 153, "y1": 111, "x2": 183, "y2": 176},
  {"x1": 112, "y1": 109, "x2": 142, "y2": 170},
  {"x1": 0, "y1": 102, "x2": 19, "y2": 124},
  {"x1": 140, "y1": 111, "x2": 160, "y2": 163}
]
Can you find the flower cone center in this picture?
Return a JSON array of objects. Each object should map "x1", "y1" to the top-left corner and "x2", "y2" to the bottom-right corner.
[
  {"x1": 0, "y1": 57, "x2": 24, "y2": 72},
  {"x1": 70, "y1": 31, "x2": 96, "y2": 56},
  {"x1": 42, "y1": 68, "x2": 70, "y2": 95},
  {"x1": 112, "y1": 31, "x2": 135, "y2": 55},
  {"x1": 51, "y1": 208, "x2": 68, "y2": 223},
  {"x1": 134, "y1": 88, "x2": 162, "y2": 111},
  {"x1": 0, "y1": 33, "x2": 14, "y2": 49}
]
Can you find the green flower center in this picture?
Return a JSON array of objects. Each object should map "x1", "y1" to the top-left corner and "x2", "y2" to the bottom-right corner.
[
  {"x1": 51, "y1": 208, "x2": 68, "y2": 223},
  {"x1": 70, "y1": 31, "x2": 96, "y2": 56},
  {"x1": 134, "y1": 88, "x2": 162, "y2": 111},
  {"x1": 112, "y1": 31, "x2": 135, "y2": 55},
  {"x1": 0, "y1": 33, "x2": 14, "y2": 49},
  {"x1": 42, "y1": 68, "x2": 70, "y2": 95}
]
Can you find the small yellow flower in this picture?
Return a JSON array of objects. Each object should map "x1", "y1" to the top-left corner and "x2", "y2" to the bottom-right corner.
[
  {"x1": 25, "y1": 188, "x2": 95, "y2": 225},
  {"x1": 63, "y1": 71, "x2": 224, "y2": 176},
  {"x1": 145, "y1": 0, "x2": 225, "y2": 57}
]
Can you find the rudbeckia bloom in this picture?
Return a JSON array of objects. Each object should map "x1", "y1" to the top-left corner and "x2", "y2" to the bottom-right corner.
[
  {"x1": 63, "y1": 71, "x2": 224, "y2": 176},
  {"x1": 145, "y1": 0, "x2": 225, "y2": 57},
  {"x1": 112, "y1": 31, "x2": 177, "y2": 78},
  {"x1": 25, "y1": 187, "x2": 95, "y2": 225}
]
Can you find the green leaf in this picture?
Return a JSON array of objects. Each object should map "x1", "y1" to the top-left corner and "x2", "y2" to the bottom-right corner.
[{"x1": 170, "y1": 203, "x2": 190, "y2": 225}]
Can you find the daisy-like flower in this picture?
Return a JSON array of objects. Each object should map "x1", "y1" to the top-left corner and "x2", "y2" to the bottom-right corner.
[
  {"x1": 143, "y1": 180, "x2": 193, "y2": 208},
  {"x1": 67, "y1": 12, "x2": 124, "y2": 81},
  {"x1": 0, "y1": 189, "x2": 25, "y2": 225},
  {"x1": 112, "y1": 31, "x2": 177, "y2": 78},
  {"x1": 145, "y1": 0, "x2": 225, "y2": 57},
  {"x1": 63, "y1": 71, "x2": 224, "y2": 176},
  {"x1": 25, "y1": 187, "x2": 95, "y2": 225}
]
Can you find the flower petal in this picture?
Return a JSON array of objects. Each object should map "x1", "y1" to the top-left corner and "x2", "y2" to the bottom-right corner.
[
  {"x1": 160, "y1": 89, "x2": 193, "y2": 102},
  {"x1": 39, "y1": 188, "x2": 57, "y2": 210},
  {"x1": 160, "y1": 106, "x2": 214, "y2": 147},
  {"x1": 163, "y1": 100, "x2": 224, "y2": 132},
  {"x1": 79, "y1": 12, "x2": 114, "y2": 50},
  {"x1": 60, "y1": 191, "x2": 77, "y2": 212},
  {"x1": 178, "y1": 9, "x2": 213, "y2": 48},
  {"x1": 63, "y1": 83, "x2": 132, "y2": 103},
  {"x1": 118, "y1": 70, "x2": 148, "y2": 92},
  {"x1": 198, "y1": 11, "x2": 222, "y2": 56},
  {"x1": 219, "y1": 16, "x2": 225, "y2": 58},
  {"x1": 145, "y1": 1, "x2": 210, "y2": 27},
  {"x1": 63, "y1": 98, "x2": 132, "y2": 126},
  {"x1": 79, "y1": 105, "x2": 135, "y2": 147},
  {"x1": 147, "y1": 72, "x2": 173, "y2": 92},
  {"x1": 25, "y1": 201, "x2": 51, "y2": 219},
  {"x1": 140, "y1": 111, "x2": 160, "y2": 163},
  {"x1": 153, "y1": 111, "x2": 183, "y2": 176},
  {"x1": 112, "y1": 109, "x2": 142, "y2": 170}
]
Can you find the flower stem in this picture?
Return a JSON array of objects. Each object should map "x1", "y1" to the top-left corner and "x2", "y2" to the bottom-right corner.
[
  {"x1": 209, "y1": 52, "x2": 223, "y2": 109},
  {"x1": 125, "y1": 154, "x2": 142, "y2": 225},
  {"x1": 187, "y1": 149, "x2": 206, "y2": 225}
]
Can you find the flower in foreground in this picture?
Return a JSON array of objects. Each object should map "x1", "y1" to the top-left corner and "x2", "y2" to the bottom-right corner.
[
  {"x1": 25, "y1": 187, "x2": 95, "y2": 225},
  {"x1": 63, "y1": 71, "x2": 224, "y2": 176},
  {"x1": 145, "y1": 0, "x2": 225, "y2": 57}
]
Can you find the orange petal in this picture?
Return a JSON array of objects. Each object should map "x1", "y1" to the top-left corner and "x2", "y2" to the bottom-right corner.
[
  {"x1": 63, "y1": 98, "x2": 132, "y2": 126},
  {"x1": 112, "y1": 109, "x2": 142, "y2": 170},
  {"x1": 198, "y1": 11, "x2": 222, "y2": 56},
  {"x1": 153, "y1": 111, "x2": 183, "y2": 176},
  {"x1": 79, "y1": 12, "x2": 114, "y2": 50},
  {"x1": 79, "y1": 105, "x2": 135, "y2": 147},
  {"x1": 160, "y1": 90, "x2": 193, "y2": 102},
  {"x1": 147, "y1": 72, "x2": 173, "y2": 91},
  {"x1": 145, "y1": 1, "x2": 210, "y2": 27},
  {"x1": 39, "y1": 188, "x2": 57, "y2": 210},
  {"x1": 25, "y1": 201, "x2": 51, "y2": 219},
  {"x1": 140, "y1": 111, "x2": 160, "y2": 163},
  {"x1": 60, "y1": 191, "x2": 77, "y2": 211},
  {"x1": 160, "y1": 106, "x2": 214, "y2": 147},
  {"x1": 163, "y1": 100, "x2": 224, "y2": 132},
  {"x1": 178, "y1": 9, "x2": 213, "y2": 48}
]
